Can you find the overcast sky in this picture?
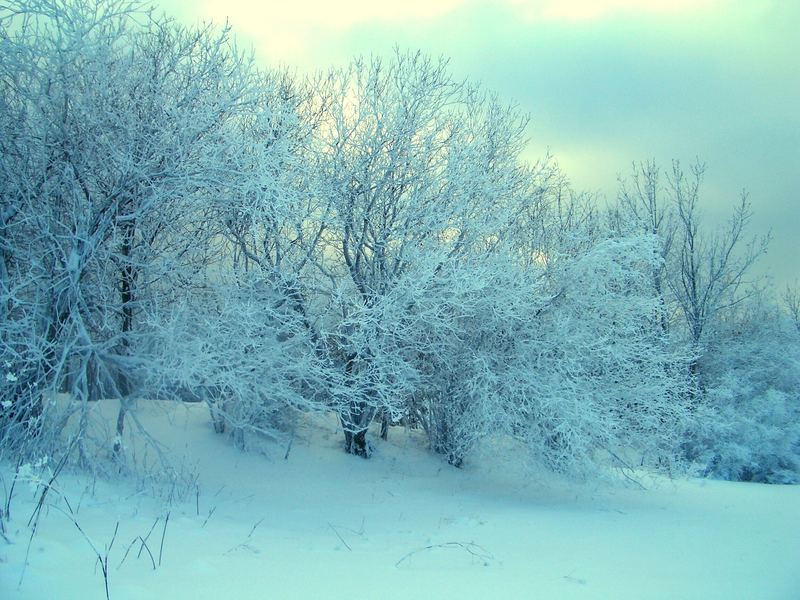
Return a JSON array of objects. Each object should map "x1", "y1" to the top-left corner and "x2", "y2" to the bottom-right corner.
[{"x1": 157, "y1": 0, "x2": 798, "y2": 289}]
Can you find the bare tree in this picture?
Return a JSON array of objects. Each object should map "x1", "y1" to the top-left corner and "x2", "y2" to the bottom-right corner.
[
  {"x1": 612, "y1": 160, "x2": 675, "y2": 333},
  {"x1": 669, "y1": 162, "x2": 769, "y2": 364},
  {"x1": 613, "y1": 160, "x2": 769, "y2": 384}
]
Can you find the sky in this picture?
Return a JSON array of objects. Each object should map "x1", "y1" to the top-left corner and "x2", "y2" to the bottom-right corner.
[{"x1": 156, "y1": 0, "x2": 798, "y2": 290}]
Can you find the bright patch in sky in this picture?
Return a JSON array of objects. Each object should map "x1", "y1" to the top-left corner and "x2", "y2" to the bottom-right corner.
[{"x1": 222, "y1": 0, "x2": 463, "y2": 26}]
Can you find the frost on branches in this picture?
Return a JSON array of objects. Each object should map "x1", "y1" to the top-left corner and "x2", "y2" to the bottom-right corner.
[
  {"x1": 684, "y1": 298, "x2": 800, "y2": 483},
  {"x1": 510, "y1": 234, "x2": 693, "y2": 477},
  {"x1": 336, "y1": 231, "x2": 693, "y2": 476},
  {"x1": 1, "y1": 0, "x2": 796, "y2": 485},
  {"x1": 0, "y1": 0, "x2": 305, "y2": 465}
]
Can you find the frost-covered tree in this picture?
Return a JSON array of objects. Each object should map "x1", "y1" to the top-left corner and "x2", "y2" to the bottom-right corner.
[
  {"x1": 611, "y1": 162, "x2": 794, "y2": 482},
  {"x1": 612, "y1": 160, "x2": 675, "y2": 333},
  {"x1": 612, "y1": 161, "x2": 769, "y2": 378},
  {"x1": 335, "y1": 253, "x2": 526, "y2": 466},
  {"x1": 508, "y1": 233, "x2": 693, "y2": 476},
  {"x1": 148, "y1": 275, "x2": 340, "y2": 450},
  {"x1": 159, "y1": 69, "x2": 344, "y2": 442},
  {"x1": 669, "y1": 163, "x2": 769, "y2": 360},
  {"x1": 338, "y1": 224, "x2": 693, "y2": 474},
  {"x1": 317, "y1": 50, "x2": 531, "y2": 456},
  {"x1": 0, "y1": 0, "x2": 303, "y2": 463}
]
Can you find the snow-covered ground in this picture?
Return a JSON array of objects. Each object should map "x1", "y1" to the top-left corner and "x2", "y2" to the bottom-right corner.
[{"x1": 2, "y1": 400, "x2": 799, "y2": 600}]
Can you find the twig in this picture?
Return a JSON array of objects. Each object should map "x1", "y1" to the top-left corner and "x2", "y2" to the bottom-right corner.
[
  {"x1": 157, "y1": 511, "x2": 170, "y2": 567},
  {"x1": 245, "y1": 518, "x2": 264, "y2": 539},
  {"x1": 224, "y1": 518, "x2": 265, "y2": 554},
  {"x1": 201, "y1": 506, "x2": 216, "y2": 528},
  {"x1": 54, "y1": 507, "x2": 118, "y2": 600},
  {"x1": 137, "y1": 517, "x2": 159, "y2": 560},
  {"x1": 331, "y1": 517, "x2": 365, "y2": 536},
  {"x1": 283, "y1": 430, "x2": 295, "y2": 460},
  {"x1": 28, "y1": 437, "x2": 78, "y2": 528},
  {"x1": 395, "y1": 541, "x2": 492, "y2": 568},
  {"x1": 117, "y1": 516, "x2": 160, "y2": 572},
  {"x1": 3, "y1": 456, "x2": 22, "y2": 521},
  {"x1": 62, "y1": 494, "x2": 74, "y2": 515},
  {"x1": 605, "y1": 448, "x2": 647, "y2": 490},
  {"x1": 118, "y1": 519, "x2": 157, "y2": 572},
  {"x1": 328, "y1": 522, "x2": 352, "y2": 551},
  {"x1": 137, "y1": 536, "x2": 157, "y2": 570},
  {"x1": 117, "y1": 537, "x2": 139, "y2": 570},
  {"x1": 19, "y1": 438, "x2": 78, "y2": 587},
  {"x1": 101, "y1": 522, "x2": 120, "y2": 600}
]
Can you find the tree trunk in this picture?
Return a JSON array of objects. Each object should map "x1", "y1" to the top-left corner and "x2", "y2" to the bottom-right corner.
[
  {"x1": 340, "y1": 354, "x2": 374, "y2": 458},
  {"x1": 380, "y1": 411, "x2": 389, "y2": 440},
  {"x1": 343, "y1": 427, "x2": 371, "y2": 458},
  {"x1": 113, "y1": 225, "x2": 135, "y2": 460}
]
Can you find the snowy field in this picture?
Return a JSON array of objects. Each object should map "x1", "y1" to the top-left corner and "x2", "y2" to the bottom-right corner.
[{"x1": 2, "y1": 400, "x2": 799, "y2": 600}]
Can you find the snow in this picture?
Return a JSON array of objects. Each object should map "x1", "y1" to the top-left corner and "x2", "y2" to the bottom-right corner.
[{"x1": 2, "y1": 400, "x2": 799, "y2": 599}]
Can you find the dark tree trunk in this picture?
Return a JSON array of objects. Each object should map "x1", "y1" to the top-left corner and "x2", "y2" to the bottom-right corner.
[
  {"x1": 343, "y1": 427, "x2": 370, "y2": 458},
  {"x1": 428, "y1": 401, "x2": 464, "y2": 468},
  {"x1": 380, "y1": 411, "x2": 389, "y2": 440},
  {"x1": 113, "y1": 225, "x2": 136, "y2": 459},
  {"x1": 340, "y1": 354, "x2": 374, "y2": 458}
]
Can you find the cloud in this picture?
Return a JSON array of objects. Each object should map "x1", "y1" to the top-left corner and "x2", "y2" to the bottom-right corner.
[
  {"x1": 199, "y1": 0, "x2": 464, "y2": 28},
  {"x1": 506, "y1": 0, "x2": 720, "y2": 23},
  {"x1": 163, "y1": 0, "x2": 466, "y2": 65},
  {"x1": 155, "y1": 0, "x2": 799, "y2": 286},
  {"x1": 333, "y1": 1, "x2": 798, "y2": 284}
]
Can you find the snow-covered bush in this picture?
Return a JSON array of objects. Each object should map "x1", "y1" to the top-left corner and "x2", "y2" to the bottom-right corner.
[
  {"x1": 691, "y1": 388, "x2": 800, "y2": 484},
  {"x1": 503, "y1": 233, "x2": 693, "y2": 477},
  {"x1": 338, "y1": 231, "x2": 694, "y2": 475},
  {"x1": 335, "y1": 255, "x2": 527, "y2": 465},
  {"x1": 145, "y1": 277, "x2": 339, "y2": 449},
  {"x1": 685, "y1": 302, "x2": 800, "y2": 483}
]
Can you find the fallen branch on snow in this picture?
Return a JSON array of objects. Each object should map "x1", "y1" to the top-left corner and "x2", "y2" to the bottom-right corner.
[{"x1": 395, "y1": 541, "x2": 492, "y2": 568}]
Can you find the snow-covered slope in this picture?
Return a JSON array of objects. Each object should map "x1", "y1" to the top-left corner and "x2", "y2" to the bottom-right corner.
[{"x1": 2, "y1": 400, "x2": 799, "y2": 599}]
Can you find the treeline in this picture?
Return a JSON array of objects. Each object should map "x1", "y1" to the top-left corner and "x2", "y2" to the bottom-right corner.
[{"x1": 1, "y1": 0, "x2": 798, "y2": 483}]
